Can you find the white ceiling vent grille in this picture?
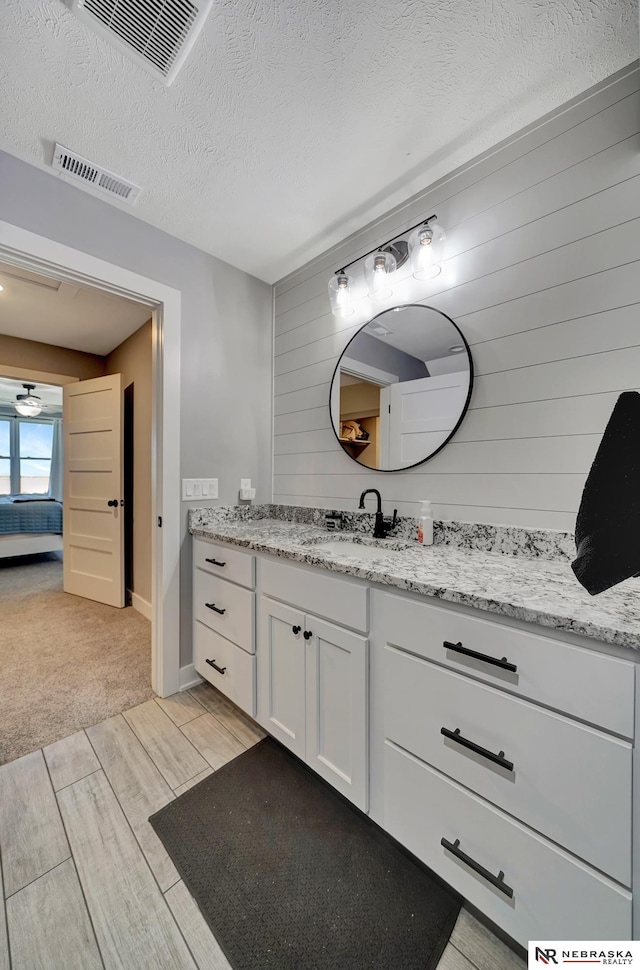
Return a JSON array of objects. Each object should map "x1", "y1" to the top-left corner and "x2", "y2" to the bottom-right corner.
[
  {"x1": 69, "y1": 0, "x2": 214, "y2": 85},
  {"x1": 52, "y1": 144, "x2": 142, "y2": 206}
]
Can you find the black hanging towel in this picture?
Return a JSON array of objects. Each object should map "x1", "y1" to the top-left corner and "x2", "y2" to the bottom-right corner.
[{"x1": 572, "y1": 391, "x2": 640, "y2": 595}]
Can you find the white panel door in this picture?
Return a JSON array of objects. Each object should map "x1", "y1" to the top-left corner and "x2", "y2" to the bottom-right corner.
[
  {"x1": 258, "y1": 597, "x2": 306, "y2": 758},
  {"x1": 305, "y1": 616, "x2": 369, "y2": 811},
  {"x1": 386, "y1": 371, "x2": 470, "y2": 467},
  {"x1": 63, "y1": 374, "x2": 124, "y2": 608}
]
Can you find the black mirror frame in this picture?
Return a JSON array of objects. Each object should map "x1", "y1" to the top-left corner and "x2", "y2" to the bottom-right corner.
[{"x1": 329, "y1": 303, "x2": 474, "y2": 472}]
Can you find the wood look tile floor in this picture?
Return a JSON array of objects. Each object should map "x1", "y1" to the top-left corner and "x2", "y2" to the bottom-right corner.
[{"x1": 0, "y1": 684, "x2": 526, "y2": 970}]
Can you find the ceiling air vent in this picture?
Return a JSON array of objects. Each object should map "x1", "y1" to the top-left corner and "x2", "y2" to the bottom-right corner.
[
  {"x1": 69, "y1": 0, "x2": 214, "y2": 85},
  {"x1": 52, "y1": 144, "x2": 142, "y2": 206}
]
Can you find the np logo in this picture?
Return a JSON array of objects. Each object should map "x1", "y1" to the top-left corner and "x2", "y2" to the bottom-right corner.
[{"x1": 536, "y1": 949, "x2": 558, "y2": 965}]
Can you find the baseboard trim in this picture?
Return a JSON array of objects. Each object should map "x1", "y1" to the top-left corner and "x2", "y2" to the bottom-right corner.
[
  {"x1": 179, "y1": 663, "x2": 203, "y2": 691},
  {"x1": 130, "y1": 592, "x2": 153, "y2": 622}
]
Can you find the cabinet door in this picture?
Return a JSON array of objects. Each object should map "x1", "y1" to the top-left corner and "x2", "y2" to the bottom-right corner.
[
  {"x1": 258, "y1": 597, "x2": 306, "y2": 759},
  {"x1": 305, "y1": 616, "x2": 369, "y2": 811}
]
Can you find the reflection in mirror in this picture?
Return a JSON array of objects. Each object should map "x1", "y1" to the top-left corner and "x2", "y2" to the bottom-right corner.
[{"x1": 330, "y1": 304, "x2": 473, "y2": 471}]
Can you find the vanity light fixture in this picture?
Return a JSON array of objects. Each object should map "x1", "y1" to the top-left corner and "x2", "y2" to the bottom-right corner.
[
  {"x1": 364, "y1": 250, "x2": 396, "y2": 301},
  {"x1": 328, "y1": 214, "x2": 446, "y2": 316},
  {"x1": 328, "y1": 272, "x2": 354, "y2": 317},
  {"x1": 408, "y1": 215, "x2": 446, "y2": 280}
]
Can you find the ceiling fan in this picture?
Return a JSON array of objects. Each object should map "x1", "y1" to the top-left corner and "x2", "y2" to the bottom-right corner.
[{"x1": 14, "y1": 384, "x2": 43, "y2": 417}]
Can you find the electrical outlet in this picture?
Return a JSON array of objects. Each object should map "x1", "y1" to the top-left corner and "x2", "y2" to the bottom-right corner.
[{"x1": 182, "y1": 479, "x2": 218, "y2": 501}]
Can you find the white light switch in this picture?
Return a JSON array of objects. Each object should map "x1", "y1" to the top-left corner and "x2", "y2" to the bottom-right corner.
[
  {"x1": 182, "y1": 479, "x2": 219, "y2": 501},
  {"x1": 240, "y1": 478, "x2": 251, "y2": 491}
]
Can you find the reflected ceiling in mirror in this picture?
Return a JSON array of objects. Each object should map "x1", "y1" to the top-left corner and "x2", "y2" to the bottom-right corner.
[{"x1": 330, "y1": 304, "x2": 473, "y2": 471}]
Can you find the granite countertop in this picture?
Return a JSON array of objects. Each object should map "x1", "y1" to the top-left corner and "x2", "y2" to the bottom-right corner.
[{"x1": 190, "y1": 516, "x2": 640, "y2": 651}]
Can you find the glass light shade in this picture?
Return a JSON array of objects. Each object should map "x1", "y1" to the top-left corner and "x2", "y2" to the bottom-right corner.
[
  {"x1": 409, "y1": 219, "x2": 446, "y2": 280},
  {"x1": 364, "y1": 250, "x2": 396, "y2": 301},
  {"x1": 328, "y1": 273, "x2": 354, "y2": 317},
  {"x1": 15, "y1": 398, "x2": 42, "y2": 417}
]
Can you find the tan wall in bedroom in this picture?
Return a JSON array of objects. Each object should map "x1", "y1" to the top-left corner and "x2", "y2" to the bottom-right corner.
[
  {"x1": 0, "y1": 334, "x2": 104, "y2": 381},
  {"x1": 0, "y1": 334, "x2": 105, "y2": 380},
  {"x1": 105, "y1": 320, "x2": 152, "y2": 606}
]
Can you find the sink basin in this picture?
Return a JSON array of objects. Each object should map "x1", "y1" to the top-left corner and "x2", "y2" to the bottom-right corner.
[{"x1": 304, "y1": 538, "x2": 413, "y2": 560}]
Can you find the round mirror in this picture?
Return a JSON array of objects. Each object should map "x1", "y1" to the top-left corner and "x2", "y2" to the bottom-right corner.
[{"x1": 330, "y1": 304, "x2": 473, "y2": 471}]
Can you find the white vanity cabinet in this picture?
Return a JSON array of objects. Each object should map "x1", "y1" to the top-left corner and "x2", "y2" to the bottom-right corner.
[
  {"x1": 191, "y1": 528, "x2": 640, "y2": 946},
  {"x1": 258, "y1": 558, "x2": 369, "y2": 811},
  {"x1": 192, "y1": 537, "x2": 256, "y2": 716},
  {"x1": 372, "y1": 589, "x2": 635, "y2": 945}
]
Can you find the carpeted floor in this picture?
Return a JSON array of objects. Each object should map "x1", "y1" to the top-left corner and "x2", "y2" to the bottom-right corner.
[{"x1": 0, "y1": 553, "x2": 154, "y2": 765}]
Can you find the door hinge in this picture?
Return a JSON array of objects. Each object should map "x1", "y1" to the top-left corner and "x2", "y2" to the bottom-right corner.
[
  {"x1": 388, "y1": 404, "x2": 391, "y2": 413},
  {"x1": 157, "y1": 516, "x2": 162, "y2": 527}
]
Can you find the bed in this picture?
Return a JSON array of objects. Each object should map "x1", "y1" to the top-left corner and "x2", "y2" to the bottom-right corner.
[{"x1": 0, "y1": 497, "x2": 63, "y2": 558}]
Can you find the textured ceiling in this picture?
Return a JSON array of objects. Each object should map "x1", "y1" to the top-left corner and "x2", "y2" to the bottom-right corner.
[
  {"x1": 0, "y1": 0, "x2": 636, "y2": 283},
  {"x1": 0, "y1": 259, "x2": 151, "y2": 355}
]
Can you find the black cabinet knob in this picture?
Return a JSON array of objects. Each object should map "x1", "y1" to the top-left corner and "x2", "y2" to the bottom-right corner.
[
  {"x1": 292, "y1": 625, "x2": 301, "y2": 635},
  {"x1": 303, "y1": 630, "x2": 312, "y2": 640},
  {"x1": 107, "y1": 499, "x2": 118, "y2": 507}
]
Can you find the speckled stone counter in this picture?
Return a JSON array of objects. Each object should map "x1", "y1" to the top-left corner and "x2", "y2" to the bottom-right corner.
[{"x1": 189, "y1": 508, "x2": 640, "y2": 651}]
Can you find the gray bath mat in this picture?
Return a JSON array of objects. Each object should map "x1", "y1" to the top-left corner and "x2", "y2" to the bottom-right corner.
[{"x1": 150, "y1": 737, "x2": 462, "y2": 970}]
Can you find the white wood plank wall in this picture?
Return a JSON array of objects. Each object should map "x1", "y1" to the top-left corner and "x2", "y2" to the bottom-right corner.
[{"x1": 272, "y1": 65, "x2": 640, "y2": 532}]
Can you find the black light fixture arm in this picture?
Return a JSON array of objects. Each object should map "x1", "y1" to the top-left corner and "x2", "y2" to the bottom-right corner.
[{"x1": 334, "y1": 214, "x2": 437, "y2": 275}]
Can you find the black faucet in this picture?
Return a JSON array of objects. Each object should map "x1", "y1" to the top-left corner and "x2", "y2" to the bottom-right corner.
[{"x1": 358, "y1": 489, "x2": 398, "y2": 539}]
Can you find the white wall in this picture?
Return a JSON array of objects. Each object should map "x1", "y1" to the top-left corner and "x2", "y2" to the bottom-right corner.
[
  {"x1": 273, "y1": 64, "x2": 640, "y2": 533},
  {"x1": 0, "y1": 152, "x2": 273, "y2": 665}
]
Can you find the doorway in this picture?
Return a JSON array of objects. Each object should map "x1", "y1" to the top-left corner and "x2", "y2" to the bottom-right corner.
[
  {"x1": 0, "y1": 218, "x2": 181, "y2": 699},
  {"x1": 124, "y1": 381, "x2": 134, "y2": 600},
  {"x1": 337, "y1": 374, "x2": 382, "y2": 469}
]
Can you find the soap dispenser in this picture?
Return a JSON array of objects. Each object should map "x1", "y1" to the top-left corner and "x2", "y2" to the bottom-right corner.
[{"x1": 417, "y1": 500, "x2": 433, "y2": 545}]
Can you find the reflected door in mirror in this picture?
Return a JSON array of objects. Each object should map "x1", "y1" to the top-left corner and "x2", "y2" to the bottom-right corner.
[{"x1": 330, "y1": 305, "x2": 473, "y2": 471}]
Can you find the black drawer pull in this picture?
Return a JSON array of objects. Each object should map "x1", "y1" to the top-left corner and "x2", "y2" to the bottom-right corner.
[
  {"x1": 443, "y1": 640, "x2": 517, "y2": 673},
  {"x1": 303, "y1": 630, "x2": 312, "y2": 640},
  {"x1": 205, "y1": 602, "x2": 226, "y2": 615},
  {"x1": 292, "y1": 625, "x2": 301, "y2": 635},
  {"x1": 441, "y1": 726, "x2": 514, "y2": 772},
  {"x1": 205, "y1": 658, "x2": 227, "y2": 675},
  {"x1": 441, "y1": 837, "x2": 513, "y2": 898},
  {"x1": 205, "y1": 557, "x2": 226, "y2": 567}
]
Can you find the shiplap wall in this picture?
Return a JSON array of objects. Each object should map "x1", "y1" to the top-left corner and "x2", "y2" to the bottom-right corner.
[{"x1": 272, "y1": 65, "x2": 640, "y2": 532}]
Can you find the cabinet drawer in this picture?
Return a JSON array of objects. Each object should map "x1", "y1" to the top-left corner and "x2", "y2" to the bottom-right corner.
[
  {"x1": 193, "y1": 537, "x2": 255, "y2": 590},
  {"x1": 261, "y1": 557, "x2": 368, "y2": 633},
  {"x1": 384, "y1": 742, "x2": 631, "y2": 947},
  {"x1": 376, "y1": 591, "x2": 634, "y2": 738},
  {"x1": 385, "y1": 647, "x2": 631, "y2": 885},
  {"x1": 193, "y1": 569, "x2": 255, "y2": 653},
  {"x1": 193, "y1": 621, "x2": 256, "y2": 716}
]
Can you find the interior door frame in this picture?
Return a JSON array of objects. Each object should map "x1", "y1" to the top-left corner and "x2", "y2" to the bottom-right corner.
[{"x1": 0, "y1": 219, "x2": 181, "y2": 698}]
